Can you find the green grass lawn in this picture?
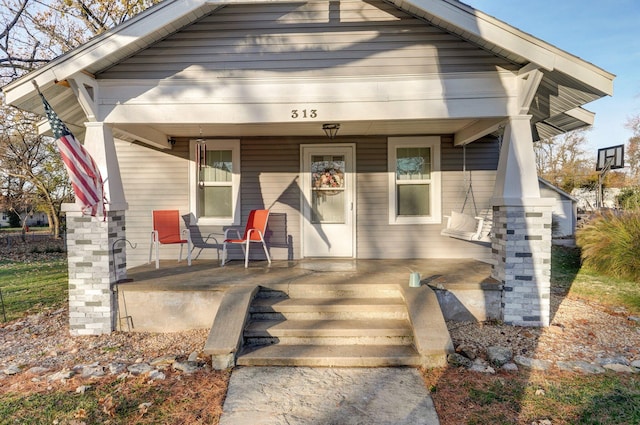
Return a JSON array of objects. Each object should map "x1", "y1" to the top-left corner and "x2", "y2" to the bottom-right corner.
[
  {"x1": 0, "y1": 258, "x2": 68, "y2": 322},
  {"x1": 552, "y1": 245, "x2": 640, "y2": 315}
]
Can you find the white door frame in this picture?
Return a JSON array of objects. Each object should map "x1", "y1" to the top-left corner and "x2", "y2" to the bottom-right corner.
[{"x1": 300, "y1": 143, "x2": 356, "y2": 258}]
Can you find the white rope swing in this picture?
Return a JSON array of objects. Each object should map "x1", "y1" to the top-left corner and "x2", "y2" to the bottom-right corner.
[{"x1": 440, "y1": 144, "x2": 491, "y2": 242}]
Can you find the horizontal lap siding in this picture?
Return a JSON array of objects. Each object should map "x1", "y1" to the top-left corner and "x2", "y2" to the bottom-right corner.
[
  {"x1": 356, "y1": 137, "x2": 498, "y2": 259},
  {"x1": 241, "y1": 138, "x2": 302, "y2": 261},
  {"x1": 99, "y1": 0, "x2": 516, "y2": 80},
  {"x1": 116, "y1": 139, "x2": 190, "y2": 268}
]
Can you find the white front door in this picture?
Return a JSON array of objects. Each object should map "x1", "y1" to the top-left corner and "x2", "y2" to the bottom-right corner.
[{"x1": 301, "y1": 144, "x2": 355, "y2": 257}]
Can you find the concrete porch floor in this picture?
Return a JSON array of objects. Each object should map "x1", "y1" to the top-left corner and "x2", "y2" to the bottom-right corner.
[
  {"x1": 121, "y1": 258, "x2": 496, "y2": 292},
  {"x1": 116, "y1": 258, "x2": 499, "y2": 332}
]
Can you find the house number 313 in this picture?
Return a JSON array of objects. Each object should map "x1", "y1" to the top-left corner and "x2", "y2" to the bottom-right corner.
[{"x1": 291, "y1": 109, "x2": 318, "y2": 119}]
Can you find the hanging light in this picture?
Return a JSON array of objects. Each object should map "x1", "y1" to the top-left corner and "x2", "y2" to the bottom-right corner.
[{"x1": 322, "y1": 123, "x2": 340, "y2": 139}]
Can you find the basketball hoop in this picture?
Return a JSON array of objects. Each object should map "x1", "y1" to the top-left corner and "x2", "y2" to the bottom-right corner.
[{"x1": 596, "y1": 144, "x2": 625, "y2": 208}]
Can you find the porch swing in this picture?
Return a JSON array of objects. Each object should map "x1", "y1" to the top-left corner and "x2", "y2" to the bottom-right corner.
[{"x1": 440, "y1": 144, "x2": 491, "y2": 242}]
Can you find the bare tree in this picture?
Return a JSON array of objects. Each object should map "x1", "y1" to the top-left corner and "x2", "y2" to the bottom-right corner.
[
  {"x1": 0, "y1": 107, "x2": 72, "y2": 237},
  {"x1": 625, "y1": 115, "x2": 640, "y2": 183},
  {"x1": 534, "y1": 129, "x2": 598, "y2": 193}
]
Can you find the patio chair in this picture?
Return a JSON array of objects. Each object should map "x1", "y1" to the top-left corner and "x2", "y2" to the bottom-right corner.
[
  {"x1": 221, "y1": 209, "x2": 272, "y2": 268},
  {"x1": 149, "y1": 210, "x2": 192, "y2": 269}
]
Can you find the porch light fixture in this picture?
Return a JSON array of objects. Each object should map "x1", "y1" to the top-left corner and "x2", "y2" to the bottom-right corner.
[{"x1": 322, "y1": 123, "x2": 340, "y2": 139}]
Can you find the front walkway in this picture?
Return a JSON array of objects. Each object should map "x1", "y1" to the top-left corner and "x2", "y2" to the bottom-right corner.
[{"x1": 220, "y1": 367, "x2": 440, "y2": 425}]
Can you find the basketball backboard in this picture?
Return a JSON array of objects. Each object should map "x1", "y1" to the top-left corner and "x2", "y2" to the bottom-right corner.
[{"x1": 596, "y1": 145, "x2": 624, "y2": 171}]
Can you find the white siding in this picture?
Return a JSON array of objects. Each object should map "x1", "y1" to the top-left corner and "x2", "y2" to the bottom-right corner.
[{"x1": 117, "y1": 139, "x2": 190, "y2": 268}]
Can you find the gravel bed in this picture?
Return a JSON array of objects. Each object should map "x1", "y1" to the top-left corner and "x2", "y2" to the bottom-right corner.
[{"x1": 448, "y1": 294, "x2": 640, "y2": 365}]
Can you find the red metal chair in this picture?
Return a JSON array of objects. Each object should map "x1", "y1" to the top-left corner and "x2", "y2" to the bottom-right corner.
[
  {"x1": 221, "y1": 209, "x2": 271, "y2": 268},
  {"x1": 149, "y1": 210, "x2": 191, "y2": 269}
]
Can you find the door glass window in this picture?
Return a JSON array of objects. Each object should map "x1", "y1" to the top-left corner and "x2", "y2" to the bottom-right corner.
[{"x1": 311, "y1": 155, "x2": 345, "y2": 224}]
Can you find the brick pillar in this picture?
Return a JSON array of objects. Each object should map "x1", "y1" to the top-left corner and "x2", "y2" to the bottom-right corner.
[
  {"x1": 65, "y1": 206, "x2": 126, "y2": 335},
  {"x1": 491, "y1": 203, "x2": 553, "y2": 327}
]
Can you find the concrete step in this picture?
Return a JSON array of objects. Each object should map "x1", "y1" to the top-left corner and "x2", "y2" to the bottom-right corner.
[
  {"x1": 245, "y1": 319, "x2": 412, "y2": 338},
  {"x1": 250, "y1": 310, "x2": 408, "y2": 321},
  {"x1": 260, "y1": 283, "x2": 402, "y2": 299},
  {"x1": 250, "y1": 297, "x2": 409, "y2": 320},
  {"x1": 245, "y1": 318, "x2": 414, "y2": 346},
  {"x1": 246, "y1": 335, "x2": 415, "y2": 346},
  {"x1": 236, "y1": 344, "x2": 422, "y2": 367}
]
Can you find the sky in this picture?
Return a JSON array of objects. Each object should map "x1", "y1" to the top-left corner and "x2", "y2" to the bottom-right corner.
[{"x1": 463, "y1": 0, "x2": 640, "y2": 156}]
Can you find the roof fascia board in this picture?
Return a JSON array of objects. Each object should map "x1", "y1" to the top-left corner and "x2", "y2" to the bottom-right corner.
[
  {"x1": 397, "y1": 0, "x2": 614, "y2": 96},
  {"x1": 3, "y1": 0, "x2": 214, "y2": 105},
  {"x1": 565, "y1": 107, "x2": 595, "y2": 127}
]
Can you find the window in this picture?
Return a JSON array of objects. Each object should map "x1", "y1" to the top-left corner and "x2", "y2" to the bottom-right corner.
[
  {"x1": 388, "y1": 137, "x2": 441, "y2": 224},
  {"x1": 190, "y1": 139, "x2": 240, "y2": 225}
]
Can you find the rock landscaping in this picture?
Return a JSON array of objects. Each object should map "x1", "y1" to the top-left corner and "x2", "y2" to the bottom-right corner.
[{"x1": 447, "y1": 294, "x2": 640, "y2": 375}]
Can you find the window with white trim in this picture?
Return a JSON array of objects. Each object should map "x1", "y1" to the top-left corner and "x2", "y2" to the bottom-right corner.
[
  {"x1": 190, "y1": 139, "x2": 240, "y2": 225},
  {"x1": 388, "y1": 137, "x2": 441, "y2": 224}
]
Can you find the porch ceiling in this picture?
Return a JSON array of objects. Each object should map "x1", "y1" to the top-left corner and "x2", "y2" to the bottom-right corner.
[{"x1": 133, "y1": 118, "x2": 479, "y2": 139}]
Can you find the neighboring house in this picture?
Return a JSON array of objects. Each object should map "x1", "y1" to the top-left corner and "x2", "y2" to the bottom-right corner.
[
  {"x1": 0, "y1": 210, "x2": 49, "y2": 228},
  {"x1": 0, "y1": 211, "x2": 9, "y2": 227},
  {"x1": 571, "y1": 187, "x2": 621, "y2": 212},
  {"x1": 2, "y1": 0, "x2": 613, "y2": 335},
  {"x1": 538, "y1": 178, "x2": 577, "y2": 237}
]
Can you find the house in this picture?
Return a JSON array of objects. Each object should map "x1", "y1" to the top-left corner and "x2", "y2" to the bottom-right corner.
[{"x1": 2, "y1": 0, "x2": 613, "y2": 336}]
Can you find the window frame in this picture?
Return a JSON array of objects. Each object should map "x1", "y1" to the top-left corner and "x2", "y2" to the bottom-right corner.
[
  {"x1": 387, "y1": 136, "x2": 441, "y2": 225},
  {"x1": 189, "y1": 139, "x2": 241, "y2": 226}
]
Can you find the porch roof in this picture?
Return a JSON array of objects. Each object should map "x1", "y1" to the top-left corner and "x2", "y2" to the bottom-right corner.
[{"x1": 2, "y1": 0, "x2": 614, "y2": 142}]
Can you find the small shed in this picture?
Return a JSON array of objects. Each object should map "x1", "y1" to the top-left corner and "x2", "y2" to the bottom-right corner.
[{"x1": 538, "y1": 178, "x2": 577, "y2": 237}]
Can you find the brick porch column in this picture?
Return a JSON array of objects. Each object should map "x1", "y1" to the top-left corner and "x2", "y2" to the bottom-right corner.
[
  {"x1": 64, "y1": 206, "x2": 127, "y2": 336},
  {"x1": 491, "y1": 203, "x2": 553, "y2": 326}
]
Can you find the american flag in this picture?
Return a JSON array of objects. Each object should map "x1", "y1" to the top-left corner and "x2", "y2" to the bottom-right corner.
[{"x1": 38, "y1": 92, "x2": 105, "y2": 217}]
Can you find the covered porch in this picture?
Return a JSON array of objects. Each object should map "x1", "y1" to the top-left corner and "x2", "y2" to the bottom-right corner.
[{"x1": 116, "y1": 258, "x2": 500, "y2": 368}]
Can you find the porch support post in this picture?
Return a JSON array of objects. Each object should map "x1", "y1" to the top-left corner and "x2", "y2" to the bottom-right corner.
[
  {"x1": 64, "y1": 122, "x2": 128, "y2": 335},
  {"x1": 83, "y1": 122, "x2": 127, "y2": 210},
  {"x1": 491, "y1": 115, "x2": 554, "y2": 327}
]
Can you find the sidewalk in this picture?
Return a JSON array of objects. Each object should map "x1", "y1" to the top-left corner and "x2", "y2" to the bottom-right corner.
[{"x1": 220, "y1": 367, "x2": 440, "y2": 425}]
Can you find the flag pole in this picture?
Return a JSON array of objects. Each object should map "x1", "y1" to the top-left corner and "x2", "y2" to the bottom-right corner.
[{"x1": 31, "y1": 80, "x2": 41, "y2": 94}]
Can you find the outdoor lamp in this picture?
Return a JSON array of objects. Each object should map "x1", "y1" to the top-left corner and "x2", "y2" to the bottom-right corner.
[{"x1": 322, "y1": 123, "x2": 340, "y2": 139}]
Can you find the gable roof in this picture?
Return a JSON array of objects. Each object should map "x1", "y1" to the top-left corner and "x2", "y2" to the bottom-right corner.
[{"x1": 2, "y1": 0, "x2": 614, "y2": 140}]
